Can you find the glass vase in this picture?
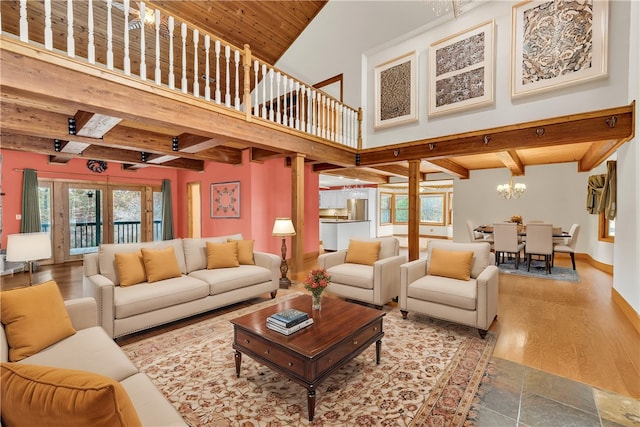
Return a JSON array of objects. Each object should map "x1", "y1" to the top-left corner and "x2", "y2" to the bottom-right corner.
[{"x1": 312, "y1": 293, "x2": 323, "y2": 310}]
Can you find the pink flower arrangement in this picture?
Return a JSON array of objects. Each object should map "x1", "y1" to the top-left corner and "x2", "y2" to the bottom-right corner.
[{"x1": 303, "y1": 268, "x2": 331, "y2": 297}]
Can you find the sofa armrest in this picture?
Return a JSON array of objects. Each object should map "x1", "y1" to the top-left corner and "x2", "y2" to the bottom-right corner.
[
  {"x1": 399, "y1": 258, "x2": 428, "y2": 309},
  {"x1": 64, "y1": 298, "x2": 98, "y2": 330},
  {"x1": 253, "y1": 251, "x2": 281, "y2": 286},
  {"x1": 372, "y1": 255, "x2": 406, "y2": 305},
  {"x1": 317, "y1": 251, "x2": 347, "y2": 270},
  {"x1": 82, "y1": 274, "x2": 116, "y2": 338},
  {"x1": 475, "y1": 265, "x2": 499, "y2": 330}
]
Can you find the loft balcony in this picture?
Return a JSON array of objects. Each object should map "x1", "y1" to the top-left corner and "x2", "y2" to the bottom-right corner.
[{"x1": 0, "y1": 0, "x2": 359, "y2": 172}]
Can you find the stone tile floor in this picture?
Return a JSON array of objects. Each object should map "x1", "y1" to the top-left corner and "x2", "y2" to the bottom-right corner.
[{"x1": 466, "y1": 357, "x2": 640, "y2": 427}]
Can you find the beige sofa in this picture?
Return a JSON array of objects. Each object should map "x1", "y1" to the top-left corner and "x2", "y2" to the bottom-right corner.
[
  {"x1": 400, "y1": 241, "x2": 498, "y2": 338},
  {"x1": 1, "y1": 296, "x2": 186, "y2": 426},
  {"x1": 83, "y1": 235, "x2": 280, "y2": 338}
]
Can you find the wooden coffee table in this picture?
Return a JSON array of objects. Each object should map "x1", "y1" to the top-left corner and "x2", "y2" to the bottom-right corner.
[{"x1": 231, "y1": 294, "x2": 385, "y2": 421}]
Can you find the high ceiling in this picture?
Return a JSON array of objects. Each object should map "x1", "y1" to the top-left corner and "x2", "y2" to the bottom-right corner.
[{"x1": 0, "y1": 1, "x2": 634, "y2": 186}]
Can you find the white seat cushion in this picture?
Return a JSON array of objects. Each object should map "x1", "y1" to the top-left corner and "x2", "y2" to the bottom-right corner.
[
  {"x1": 114, "y1": 276, "x2": 209, "y2": 319},
  {"x1": 327, "y1": 263, "x2": 374, "y2": 290},
  {"x1": 189, "y1": 265, "x2": 272, "y2": 295},
  {"x1": 120, "y1": 373, "x2": 186, "y2": 427},
  {"x1": 19, "y1": 327, "x2": 138, "y2": 382},
  {"x1": 408, "y1": 275, "x2": 477, "y2": 311}
]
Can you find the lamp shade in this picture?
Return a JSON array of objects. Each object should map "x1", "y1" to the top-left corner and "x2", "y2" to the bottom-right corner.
[
  {"x1": 6, "y1": 232, "x2": 52, "y2": 262},
  {"x1": 272, "y1": 218, "x2": 296, "y2": 236}
]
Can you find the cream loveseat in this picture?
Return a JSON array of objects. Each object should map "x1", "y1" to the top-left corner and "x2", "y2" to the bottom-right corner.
[
  {"x1": 318, "y1": 237, "x2": 405, "y2": 308},
  {"x1": 83, "y1": 235, "x2": 280, "y2": 338},
  {"x1": 400, "y1": 241, "x2": 498, "y2": 338},
  {"x1": 1, "y1": 281, "x2": 186, "y2": 426}
]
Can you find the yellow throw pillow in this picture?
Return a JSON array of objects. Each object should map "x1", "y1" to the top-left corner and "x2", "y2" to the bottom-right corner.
[
  {"x1": 227, "y1": 238, "x2": 255, "y2": 265},
  {"x1": 428, "y1": 248, "x2": 474, "y2": 281},
  {"x1": 345, "y1": 240, "x2": 381, "y2": 266},
  {"x1": 0, "y1": 280, "x2": 76, "y2": 362},
  {"x1": 114, "y1": 250, "x2": 146, "y2": 286},
  {"x1": 0, "y1": 363, "x2": 142, "y2": 427},
  {"x1": 206, "y1": 241, "x2": 240, "y2": 269},
  {"x1": 141, "y1": 247, "x2": 182, "y2": 283}
]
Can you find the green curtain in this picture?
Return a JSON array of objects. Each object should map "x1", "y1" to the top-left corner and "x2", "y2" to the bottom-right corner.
[
  {"x1": 586, "y1": 174, "x2": 605, "y2": 214},
  {"x1": 161, "y1": 179, "x2": 175, "y2": 240},
  {"x1": 20, "y1": 168, "x2": 41, "y2": 233},
  {"x1": 599, "y1": 160, "x2": 617, "y2": 220}
]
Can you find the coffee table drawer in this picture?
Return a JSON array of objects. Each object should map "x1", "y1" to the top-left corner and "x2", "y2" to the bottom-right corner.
[
  {"x1": 316, "y1": 319, "x2": 383, "y2": 374},
  {"x1": 235, "y1": 330, "x2": 306, "y2": 377}
]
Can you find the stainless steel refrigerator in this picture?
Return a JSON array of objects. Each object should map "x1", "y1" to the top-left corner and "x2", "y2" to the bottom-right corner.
[{"x1": 346, "y1": 199, "x2": 368, "y2": 220}]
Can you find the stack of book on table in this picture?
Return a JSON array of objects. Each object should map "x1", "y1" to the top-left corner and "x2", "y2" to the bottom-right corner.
[{"x1": 266, "y1": 308, "x2": 313, "y2": 335}]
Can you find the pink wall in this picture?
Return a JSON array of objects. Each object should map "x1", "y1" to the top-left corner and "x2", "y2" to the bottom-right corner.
[
  {"x1": 0, "y1": 149, "x2": 178, "y2": 248},
  {"x1": 2, "y1": 148, "x2": 320, "y2": 255}
]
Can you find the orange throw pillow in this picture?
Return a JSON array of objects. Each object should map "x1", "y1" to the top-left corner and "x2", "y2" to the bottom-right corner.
[
  {"x1": 206, "y1": 241, "x2": 240, "y2": 269},
  {"x1": 141, "y1": 247, "x2": 182, "y2": 283},
  {"x1": 344, "y1": 240, "x2": 381, "y2": 266},
  {"x1": 227, "y1": 238, "x2": 255, "y2": 265},
  {"x1": 114, "y1": 250, "x2": 147, "y2": 286},
  {"x1": 0, "y1": 363, "x2": 142, "y2": 427},
  {"x1": 0, "y1": 281, "x2": 76, "y2": 362},
  {"x1": 428, "y1": 248, "x2": 474, "y2": 281}
]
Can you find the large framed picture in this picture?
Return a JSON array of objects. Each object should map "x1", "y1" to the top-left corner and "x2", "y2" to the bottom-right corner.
[
  {"x1": 374, "y1": 51, "x2": 418, "y2": 129},
  {"x1": 511, "y1": 0, "x2": 608, "y2": 98},
  {"x1": 210, "y1": 181, "x2": 240, "y2": 218},
  {"x1": 428, "y1": 20, "x2": 495, "y2": 116}
]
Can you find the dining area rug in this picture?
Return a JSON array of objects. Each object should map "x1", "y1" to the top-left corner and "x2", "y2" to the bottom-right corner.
[
  {"x1": 497, "y1": 258, "x2": 580, "y2": 282},
  {"x1": 121, "y1": 292, "x2": 496, "y2": 426}
]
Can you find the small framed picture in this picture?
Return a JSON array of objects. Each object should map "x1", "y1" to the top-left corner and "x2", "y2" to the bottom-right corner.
[
  {"x1": 429, "y1": 20, "x2": 495, "y2": 116},
  {"x1": 374, "y1": 51, "x2": 418, "y2": 129},
  {"x1": 511, "y1": 0, "x2": 608, "y2": 98},
  {"x1": 210, "y1": 181, "x2": 240, "y2": 218}
]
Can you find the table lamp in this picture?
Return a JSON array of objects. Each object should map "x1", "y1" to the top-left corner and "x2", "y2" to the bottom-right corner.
[
  {"x1": 6, "y1": 232, "x2": 52, "y2": 285},
  {"x1": 272, "y1": 218, "x2": 296, "y2": 289}
]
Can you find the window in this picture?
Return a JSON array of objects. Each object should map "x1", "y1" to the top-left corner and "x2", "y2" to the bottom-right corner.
[
  {"x1": 394, "y1": 195, "x2": 409, "y2": 223},
  {"x1": 599, "y1": 213, "x2": 615, "y2": 242},
  {"x1": 379, "y1": 193, "x2": 392, "y2": 225},
  {"x1": 420, "y1": 193, "x2": 445, "y2": 224}
]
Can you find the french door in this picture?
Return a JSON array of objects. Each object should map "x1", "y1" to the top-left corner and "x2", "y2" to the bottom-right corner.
[{"x1": 40, "y1": 180, "x2": 161, "y2": 263}]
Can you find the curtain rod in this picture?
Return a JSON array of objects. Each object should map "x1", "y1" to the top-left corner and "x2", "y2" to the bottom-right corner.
[{"x1": 12, "y1": 168, "x2": 166, "y2": 183}]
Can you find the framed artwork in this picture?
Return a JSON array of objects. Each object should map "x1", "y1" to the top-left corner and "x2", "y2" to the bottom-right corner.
[
  {"x1": 511, "y1": 0, "x2": 608, "y2": 98},
  {"x1": 210, "y1": 181, "x2": 240, "y2": 218},
  {"x1": 374, "y1": 51, "x2": 418, "y2": 129},
  {"x1": 428, "y1": 20, "x2": 495, "y2": 116}
]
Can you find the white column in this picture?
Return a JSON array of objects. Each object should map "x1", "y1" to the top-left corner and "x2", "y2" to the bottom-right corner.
[
  {"x1": 123, "y1": 0, "x2": 130, "y2": 75},
  {"x1": 44, "y1": 0, "x2": 52, "y2": 50},
  {"x1": 66, "y1": 0, "x2": 75, "y2": 57},
  {"x1": 154, "y1": 9, "x2": 161, "y2": 83},
  {"x1": 193, "y1": 29, "x2": 199, "y2": 97},
  {"x1": 87, "y1": 0, "x2": 95, "y2": 64},
  {"x1": 167, "y1": 16, "x2": 174, "y2": 89},
  {"x1": 106, "y1": 0, "x2": 114, "y2": 69},
  {"x1": 19, "y1": 0, "x2": 28, "y2": 42},
  {"x1": 234, "y1": 50, "x2": 240, "y2": 110},
  {"x1": 204, "y1": 35, "x2": 211, "y2": 101},
  {"x1": 181, "y1": 23, "x2": 187, "y2": 93},
  {"x1": 224, "y1": 45, "x2": 231, "y2": 107},
  {"x1": 139, "y1": 2, "x2": 146, "y2": 79},
  {"x1": 253, "y1": 60, "x2": 259, "y2": 116},
  {"x1": 215, "y1": 40, "x2": 221, "y2": 103}
]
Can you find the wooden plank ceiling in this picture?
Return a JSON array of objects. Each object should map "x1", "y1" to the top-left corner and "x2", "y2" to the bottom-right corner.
[{"x1": 0, "y1": 1, "x2": 635, "y2": 181}]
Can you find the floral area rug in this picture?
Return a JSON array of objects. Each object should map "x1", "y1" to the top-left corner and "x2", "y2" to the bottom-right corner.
[
  {"x1": 498, "y1": 258, "x2": 580, "y2": 283},
  {"x1": 121, "y1": 293, "x2": 496, "y2": 426}
]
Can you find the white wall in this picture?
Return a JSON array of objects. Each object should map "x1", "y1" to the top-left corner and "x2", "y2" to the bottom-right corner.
[
  {"x1": 453, "y1": 163, "x2": 605, "y2": 259},
  {"x1": 614, "y1": 0, "x2": 639, "y2": 313}
]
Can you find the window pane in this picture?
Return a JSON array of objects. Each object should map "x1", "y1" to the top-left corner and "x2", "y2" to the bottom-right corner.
[
  {"x1": 395, "y1": 195, "x2": 409, "y2": 223},
  {"x1": 38, "y1": 186, "x2": 51, "y2": 233},
  {"x1": 608, "y1": 219, "x2": 615, "y2": 237},
  {"x1": 380, "y1": 193, "x2": 392, "y2": 225},
  {"x1": 420, "y1": 194, "x2": 444, "y2": 224},
  {"x1": 113, "y1": 190, "x2": 142, "y2": 243},
  {"x1": 153, "y1": 191, "x2": 162, "y2": 241},
  {"x1": 69, "y1": 188, "x2": 103, "y2": 255}
]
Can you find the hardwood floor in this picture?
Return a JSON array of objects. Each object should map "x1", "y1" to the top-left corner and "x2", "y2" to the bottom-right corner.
[{"x1": 2, "y1": 253, "x2": 638, "y2": 399}]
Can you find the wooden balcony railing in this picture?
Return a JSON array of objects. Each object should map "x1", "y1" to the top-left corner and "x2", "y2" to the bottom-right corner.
[
  {"x1": 0, "y1": 0, "x2": 360, "y2": 148},
  {"x1": 42, "y1": 220, "x2": 162, "y2": 250}
]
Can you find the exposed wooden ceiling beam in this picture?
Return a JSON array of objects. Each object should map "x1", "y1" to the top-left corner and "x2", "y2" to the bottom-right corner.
[
  {"x1": 1, "y1": 132, "x2": 205, "y2": 171},
  {"x1": 358, "y1": 104, "x2": 634, "y2": 169},
  {"x1": 494, "y1": 150, "x2": 524, "y2": 176},
  {"x1": 426, "y1": 159, "x2": 470, "y2": 179},
  {"x1": 372, "y1": 164, "x2": 413, "y2": 178},
  {"x1": 579, "y1": 138, "x2": 630, "y2": 172},
  {"x1": 320, "y1": 168, "x2": 390, "y2": 185},
  {"x1": 74, "y1": 110, "x2": 122, "y2": 138},
  {"x1": 250, "y1": 147, "x2": 287, "y2": 162}
]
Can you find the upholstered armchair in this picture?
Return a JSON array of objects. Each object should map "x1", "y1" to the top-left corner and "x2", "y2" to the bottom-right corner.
[
  {"x1": 399, "y1": 241, "x2": 498, "y2": 338},
  {"x1": 317, "y1": 237, "x2": 405, "y2": 309}
]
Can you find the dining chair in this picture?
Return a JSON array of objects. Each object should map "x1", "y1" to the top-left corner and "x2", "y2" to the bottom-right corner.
[
  {"x1": 524, "y1": 223, "x2": 553, "y2": 274},
  {"x1": 493, "y1": 223, "x2": 525, "y2": 269},
  {"x1": 467, "y1": 220, "x2": 494, "y2": 246},
  {"x1": 553, "y1": 224, "x2": 580, "y2": 270}
]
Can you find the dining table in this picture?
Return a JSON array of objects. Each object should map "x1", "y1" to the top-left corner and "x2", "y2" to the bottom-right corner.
[{"x1": 474, "y1": 225, "x2": 571, "y2": 238}]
